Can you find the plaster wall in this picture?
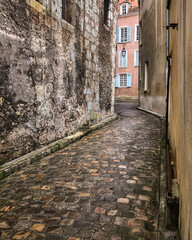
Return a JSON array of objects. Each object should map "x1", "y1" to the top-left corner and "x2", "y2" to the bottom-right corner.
[
  {"x1": 0, "y1": 0, "x2": 118, "y2": 165},
  {"x1": 168, "y1": 0, "x2": 192, "y2": 239},
  {"x1": 139, "y1": 0, "x2": 167, "y2": 115}
]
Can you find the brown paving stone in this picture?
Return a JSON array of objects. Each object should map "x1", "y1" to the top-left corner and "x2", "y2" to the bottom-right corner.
[
  {"x1": 46, "y1": 226, "x2": 62, "y2": 235},
  {"x1": 127, "y1": 219, "x2": 144, "y2": 228},
  {"x1": 78, "y1": 193, "x2": 91, "y2": 198},
  {"x1": 138, "y1": 195, "x2": 151, "y2": 202},
  {"x1": 30, "y1": 223, "x2": 45, "y2": 232},
  {"x1": 60, "y1": 219, "x2": 74, "y2": 226},
  {"x1": 0, "y1": 221, "x2": 9, "y2": 228},
  {"x1": 12, "y1": 231, "x2": 31, "y2": 239},
  {"x1": 107, "y1": 210, "x2": 118, "y2": 216},
  {"x1": 94, "y1": 207, "x2": 106, "y2": 214},
  {"x1": 68, "y1": 238, "x2": 80, "y2": 240},
  {"x1": 117, "y1": 198, "x2": 129, "y2": 204}
]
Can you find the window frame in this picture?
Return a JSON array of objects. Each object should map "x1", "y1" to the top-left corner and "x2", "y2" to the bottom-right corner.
[
  {"x1": 118, "y1": 26, "x2": 131, "y2": 43},
  {"x1": 120, "y1": 3, "x2": 130, "y2": 15},
  {"x1": 120, "y1": 27, "x2": 128, "y2": 43},
  {"x1": 119, "y1": 73, "x2": 128, "y2": 88},
  {"x1": 135, "y1": 24, "x2": 139, "y2": 42}
]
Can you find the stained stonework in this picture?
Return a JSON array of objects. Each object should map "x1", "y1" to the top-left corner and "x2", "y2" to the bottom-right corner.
[{"x1": 0, "y1": 0, "x2": 118, "y2": 165}]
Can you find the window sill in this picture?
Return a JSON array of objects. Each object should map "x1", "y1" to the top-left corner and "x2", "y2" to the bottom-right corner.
[
  {"x1": 62, "y1": 19, "x2": 75, "y2": 33},
  {"x1": 103, "y1": 23, "x2": 110, "y2": 31},
  {"x1": 116, "y1": 86, "x2": 131, "y2": 88},
  {"x1": 119, "y1": 66, "x2": 128, "y2": 69},
  {"x1": 118, "y1": 41, "x2": 131, "y2": 44},
  {"x1": 26, "y1": 0, "x2": 45, "y2": 14}
]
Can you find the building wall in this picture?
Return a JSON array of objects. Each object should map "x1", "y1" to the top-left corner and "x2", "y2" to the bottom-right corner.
[
  {"x1": 139, "y1": 0, "x2": 167, "y2": 115},
  {"x1": 168, "y1": 0, "x2": 192, "y2": 239},
  {"x1": 115, "y1": 3, "x2": 139, "y2": 100},
  {"x1": 0, "y1": 0, "x2": 118, "y2": 165}
]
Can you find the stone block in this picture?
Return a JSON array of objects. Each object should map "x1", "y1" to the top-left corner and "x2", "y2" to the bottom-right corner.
[
  {"x1": 11, "y1": 165, "x2": 19, "y2": 173},
  {"x1": 3, "y1": 168, "x2": 12, "y2": 177},
  {"x1": 0, "y1": 171, "x2": 3, "y2": 180}
]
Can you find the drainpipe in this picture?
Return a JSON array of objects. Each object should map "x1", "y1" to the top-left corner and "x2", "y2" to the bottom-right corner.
[{"x1": 166, "y1": 0, "x2": 172, "y2": 203}]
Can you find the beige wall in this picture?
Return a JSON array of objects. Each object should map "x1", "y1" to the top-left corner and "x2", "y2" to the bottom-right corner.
[
  {"x1": 139, "y1": 0, "x2": 167, "y2": 115},
  {"x1": 169, "y1": 0, "x2": 192, "y2": 239}
]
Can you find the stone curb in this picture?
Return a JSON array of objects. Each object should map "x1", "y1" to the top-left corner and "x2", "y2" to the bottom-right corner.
[
  {"x1": 137, "y1": 107, "x2": 165, "y2": 119},
  {"x1": 0, "y1": 114, "x2": 118, "y2": 181},
  {"x1": 157, "y1": 120, "x2": 167, "y2": 239}
]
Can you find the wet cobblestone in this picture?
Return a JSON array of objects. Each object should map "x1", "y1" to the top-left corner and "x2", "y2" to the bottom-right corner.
[{"x1": 0, "y1": 102, "x2": 163, "y2": 240}]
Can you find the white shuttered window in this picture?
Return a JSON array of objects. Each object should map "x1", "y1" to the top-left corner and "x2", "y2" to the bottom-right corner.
[
  {"x1": 119, "y1": 51, "x2": 127, "y2": 68},
  {"x1": 134, "y1": 50, "x2": 139, "y2": 67}
]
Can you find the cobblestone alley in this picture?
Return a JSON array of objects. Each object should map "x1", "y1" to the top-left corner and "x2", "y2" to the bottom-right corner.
[{"x1": 0, "y1": 102, "x2": 164, "y2": 240}]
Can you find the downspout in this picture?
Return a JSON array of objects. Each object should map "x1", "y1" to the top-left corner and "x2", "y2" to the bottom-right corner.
[{"x1": 166, "y1": 0, "x2": 172, "y2": 203}]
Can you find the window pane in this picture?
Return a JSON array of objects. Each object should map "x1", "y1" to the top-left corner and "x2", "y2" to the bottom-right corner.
[
  {"x1": 122, "y1": 5, "x2": 126, "y2": 15},
  {"x1": 121, "y1": 28, "x2": 127, "y2": 42},
  {"x1": 120, "y1": 74, "x2": 127, "y2": 87},
  {"x1": 136, "y1": 25, "x2": 139, "y2": 41}
]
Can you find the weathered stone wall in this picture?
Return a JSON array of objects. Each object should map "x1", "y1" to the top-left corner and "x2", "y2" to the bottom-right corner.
[
  {"x1": 168, "y1": 0, "x2": 192, "y2": 239},
  {"x1": 0, "y1": 0, "x2": 118, "y2": 165},
  {"x1": 139, "y1": 0, "x2": 167, "y2": 115}
]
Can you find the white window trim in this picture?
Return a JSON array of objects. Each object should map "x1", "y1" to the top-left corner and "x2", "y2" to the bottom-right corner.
[
  {"x1": 119, "y1": 27, "x2": 127, "y2": 43},
  {"x1": 118, "y1": 73, "x2": 128, "y2": 88},
  {"x1": 135, "y1": 24, "x2": 139, "y2": 42},
  {"x1": 120, "y1": 3, "x2": 131, "y2": 15},
  {"x1": 134, "y1": 49, "x2": 139, "y2": 67},
  {"x1": 119, "y1": 26, "x2": 131, "y2": 43}
]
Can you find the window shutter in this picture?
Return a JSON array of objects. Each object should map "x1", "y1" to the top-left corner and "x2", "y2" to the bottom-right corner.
[
  {"x1": 127, "y1": 73, "x2": 132, "y2": 87},
  {"x1": 124, "y1": 51, "x2": 127, "y2": 67},
  {"x1": 117, "y1": 28, "x2": 119, "y2": 43},
  {"x1": 136, "y1": 51, "x2": 139, "y2": 66},
  {"x1": 119, "y1": 51, "x2": 122, "y2": 67},
  {"x1": 127, "y1": 26, "x2": 131, "y2": 42},
  {"x1": 115, "y1": 74, "x2": 118, "y2": 87}
]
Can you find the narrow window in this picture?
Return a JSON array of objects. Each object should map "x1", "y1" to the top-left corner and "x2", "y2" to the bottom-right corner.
[
  {"x1": 135, "y1": 24, "x2": 139, "y2": 41},
  {"x1": 62, "y1": 0, "x2": 70, "y2": 22},
  {"x1": 120, "y1": 28, "x2": 127, "y2": 42},
  {"x1": 104, "y1": 0, "x2": 110, "y2": 25},
  {"x1": 119, "y1": 74, "x2": 127, "y2": 87},
  {"x1": 134, "y1": 50, "x2": 139, "y2": 67},
  {"x1": 122, "y1": 4, "x2": 127, "y2": 15},
  {"x1": 144, "y1": 62, "x2": 148, "y2": 92},
  {"x1": 119, "y1": 51, "x2": 127, "y2": 68}
]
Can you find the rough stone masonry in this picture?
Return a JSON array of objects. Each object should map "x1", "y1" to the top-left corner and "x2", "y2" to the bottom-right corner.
[{"x1": 0, "y1": 0, "x2": 118, "y2": 165}]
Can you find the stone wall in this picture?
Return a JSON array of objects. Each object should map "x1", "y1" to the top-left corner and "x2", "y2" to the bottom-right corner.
[
  {"x1": 168, "y1": 0, "x2": 192, "y2": 239},
  {"x1": 139, "y1": 0, "x2": 167, "y2": 115},
  {"x1": 0, "y1": 0, "x2": 118, "y2": 165}
]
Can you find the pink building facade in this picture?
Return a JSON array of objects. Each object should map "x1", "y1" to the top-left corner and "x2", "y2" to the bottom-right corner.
[{"x1": 115, "y1": 0, "x2": 139, "y2": 100}]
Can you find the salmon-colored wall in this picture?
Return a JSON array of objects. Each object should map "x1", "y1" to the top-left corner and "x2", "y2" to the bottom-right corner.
[{"x1": 115, "y1": 12, "x2": 139, "y2": 99}]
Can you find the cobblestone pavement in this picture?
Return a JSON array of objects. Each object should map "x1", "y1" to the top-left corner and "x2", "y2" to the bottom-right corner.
[{"x1": 0, "y1": 102, "x2": 163, "y2": 240}]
